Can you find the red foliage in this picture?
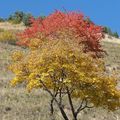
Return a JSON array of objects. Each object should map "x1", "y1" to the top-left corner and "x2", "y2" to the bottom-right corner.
[{"x1": 17, "y1": 10, "x2": 104, "y2": 56}]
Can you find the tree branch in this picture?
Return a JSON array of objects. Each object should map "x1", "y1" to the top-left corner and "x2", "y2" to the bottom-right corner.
[
  {"x1": 39, "y1": 80, "x2": 69, "y2": 120},
  {"x1": 75, "y1": 98, "x2": 94, "y2": 116},
  {"x1": 50, "y1": 92, "x2": 58, "y2": 115},
  {"x1": 75, "y1": 99, "x2": 85, "y2": 116},
  {"x1": 66, "y1": 87, "x2": 77, "y2": 120},
  {"x1": 59, "y1": 88, "x2": 62, "y2": 105}
]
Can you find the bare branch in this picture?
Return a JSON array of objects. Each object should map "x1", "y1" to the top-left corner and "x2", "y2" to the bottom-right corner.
[
  {"x1": 75, "y1": 99, "x2": 85, "y2": 116},
  {"x1": 75, "y1": 98, "x2": 94, "y2": 116},
  {"x1": 50, "y1": 92, "x2": 58, "y2": 115},
  {"x1": 39, "y1": 80, "x2": 69, "y2": 120},
  {"x1": 66, "y1": 87, "x2": 76, "y2": 120}
]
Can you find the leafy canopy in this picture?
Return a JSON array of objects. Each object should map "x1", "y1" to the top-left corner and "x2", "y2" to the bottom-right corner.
[
  {"x1": 9, "y1": 39, "x2": 120, "y2": 111},
  {"x1": 17, "y1": 10, "x2": 104, "y2": 56}
]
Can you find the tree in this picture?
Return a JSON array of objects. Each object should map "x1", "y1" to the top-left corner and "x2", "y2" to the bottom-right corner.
[
  {"x1": 103, "y1": 26, "x2": 108, "y2": 33},
  {"x1": 22, "y1": 13, "x2": 33, "y2": 26},
  {"x1": 14, "y1": 11, "x2": 24, "y2": 22},
  {"x1": 9, "y1": 39, "x2": 120, "y2": 120},
  {"x1": 113, "y1": 32, "x2": 119, "y2": 38},
  {"x1": 0, "y1": 17, "x2": 5, "y2": 22},
  {"x1": 17, "y1": 10, "x2": 104, "y2": 57},
  {"x1": 8, "y1": 11, "x2": 24, "y2": 24},
  {"x1": 103, "y1": 27, "x2": 119, "y2": 38},
  {"x1": 7, "y1": 11, "x2": 33, "y2": 26}
]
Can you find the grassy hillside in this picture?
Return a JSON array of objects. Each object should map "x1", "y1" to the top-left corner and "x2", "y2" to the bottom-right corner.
[
  {"x1": 0, "y1": 38, "x2": 120, "y2": 120},
  {"x1": 102, "y1": 41, "x2": 120, "y2": 68},
  {"x1": 0, "y1": 22, "x2": 26, "y2": 31}
]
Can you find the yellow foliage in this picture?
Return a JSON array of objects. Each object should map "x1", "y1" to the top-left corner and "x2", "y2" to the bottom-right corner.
[
  {"x1": 0, "y1": 30, "x2": 17, "y2": 44},
  {"x1": 11, "y1": 51, "x2": 24, "y2": 61},
  {"x1": 9, "y1": 39, "x2": 120, "y2": 111}
]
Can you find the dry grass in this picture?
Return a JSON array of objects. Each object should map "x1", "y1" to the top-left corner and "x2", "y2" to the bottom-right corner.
[
  {"x1": 0, "y1": 37, "x2": 120, "y2": 120},
  {"x1": 0, "y1": 22, "x2": 26, "y2": 31}
]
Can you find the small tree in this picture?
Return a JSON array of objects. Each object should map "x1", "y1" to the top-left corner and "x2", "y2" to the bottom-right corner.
[
  {"x1": 103, "y1": 26, "x2": 119, "y2": 38},
  {"x1": 103, "y1": 27, "x2": 112, "y2": 35},
  {"x1": 7, "y1": 11, "x2": 33, "y2": 26},
  {"x1": 103, "y1": 26, "x2": 108, "y2": 33},
  {"x1": 113, "y1": 32, "x2": 119, "y2": 38},
  {"x1": 9, "y1": 39, "x2": 120, "y2": 120},
  {"x1": 8, "y1": 11, "x2": 24, "y2": 24},
  {"x1": 22, "y1": 13, "x2": 33, "y2": 26},
  {"x1": 0, "y1": 17, "x2": 5, "y2": 22}
]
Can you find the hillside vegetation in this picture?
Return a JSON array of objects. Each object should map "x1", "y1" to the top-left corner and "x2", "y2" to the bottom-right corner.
[{"x1": 0, "y1": 11, "x2": 120, "y2": 120}]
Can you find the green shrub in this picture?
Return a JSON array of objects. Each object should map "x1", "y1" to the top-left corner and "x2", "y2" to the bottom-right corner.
[
  {"x1": 8, "y1": 11, "x2": 33, "y2": 26},
  {"x1": 22, "y1": 13, "x2": 32, "y2": 26},
  {"x1": 0, "y1": 17, "x2": 5, "y2": 22},
  {"x1": 103, "y1": 26, "x2": 119, "y2": 38},
  {"x1": 113, "y1": 32, "x2": 119, "y2": 38},
  {"x1": 103, "y1": 27, "x2": 112, "y2": 35},
  {"x1": 8, "y1": 11, "x2": 24, "y2": 24}
]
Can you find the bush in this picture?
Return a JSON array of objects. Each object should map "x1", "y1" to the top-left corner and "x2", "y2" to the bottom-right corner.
[
  {"x1": 103, "y1": 26, "x2": 119, "y2": 38},
  {"x1": 103, "y1": 27, "x2": 112, "y2": 35},
  {"x1": 113, "y1": 32, "x2": 119, "y2": 38},
  {"x1": 0, "y1": 30, "x2": 18, "y2": 45},
  {"x1": 8, "y1": 11, "x2": 24, "y2": 24},
  {"x1": 22, "y1": 13, "x2": 32, "y2": 26},
  {"x1": 7, "y1": 11, "x2": 33, "y2": 26},
  {"x1": 0, "y1": 17, "x2": 5, "y2": 22}
]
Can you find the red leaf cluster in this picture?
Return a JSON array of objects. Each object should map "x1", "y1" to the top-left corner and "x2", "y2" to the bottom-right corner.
[{"x1": 17, "y1": 10, "x2": 104, "y2": 56}]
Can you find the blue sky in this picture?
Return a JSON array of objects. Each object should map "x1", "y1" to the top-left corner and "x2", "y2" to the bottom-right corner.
[{"x1": 0, "y1": 0, "x2": 120, "y2": 34}]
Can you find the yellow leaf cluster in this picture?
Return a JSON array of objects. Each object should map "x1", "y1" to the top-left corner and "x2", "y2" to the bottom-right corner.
[
  {"x1": 0, "y1": 30, "x2": 17, "y2": 43},
  {"x1": 9, "y1": 38, "x2": 120, "y2": 111},
  {"x1": 11, "y1": 51, "x2": 24, "y2": 61}
]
